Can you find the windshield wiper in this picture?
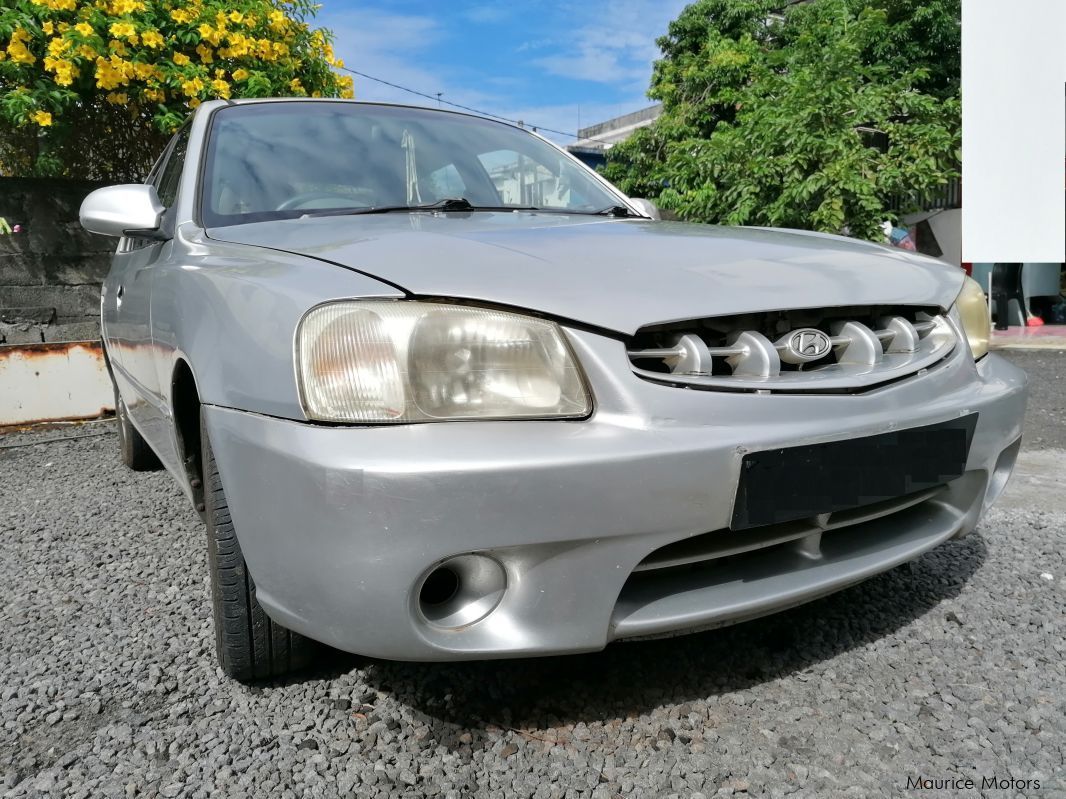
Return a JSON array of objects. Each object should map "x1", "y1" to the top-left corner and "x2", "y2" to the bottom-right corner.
[
  {"x1": 592, "y1": 205, "x2": 639, "y2": 217},
  {"x1": 299, "y1": 198, "x2": 635, "y2": 219},
  {"x1": 301, "y1": 197, "x2": 475, "y2": 218}
]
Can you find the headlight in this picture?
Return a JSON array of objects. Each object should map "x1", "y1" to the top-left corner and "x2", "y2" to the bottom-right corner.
[
  {"x1": 296, "y1": 301, "x2": 592, "y2": 422},
  {"x1": 954, "y1": 275, "x2": 991, "y2": 360}
]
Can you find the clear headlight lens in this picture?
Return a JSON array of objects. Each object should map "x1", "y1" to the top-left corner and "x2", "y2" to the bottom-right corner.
[
  {"x1": 954, "y1": 275, "x2": 991, "y2": 360},
  {"x1": 296, "y1": 301, "x2": 592, "y2": 422}
]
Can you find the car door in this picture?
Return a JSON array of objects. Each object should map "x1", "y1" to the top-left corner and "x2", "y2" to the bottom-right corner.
[
  {"x1": 102, "y1": 140, "x2": 169, "y2": 376},
  {"x1": 110, "y1": 125, "x2": 190, "y2": 457}
]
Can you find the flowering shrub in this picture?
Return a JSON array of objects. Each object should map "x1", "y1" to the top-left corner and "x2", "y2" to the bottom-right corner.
[{"x1": 0, "y1": 0, "x2": 353, "y2": 179}]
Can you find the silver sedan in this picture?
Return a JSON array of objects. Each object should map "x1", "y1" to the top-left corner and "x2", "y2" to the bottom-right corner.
[{"x1": 80, "y1": 99, "x2": 1027, "y2": 681}]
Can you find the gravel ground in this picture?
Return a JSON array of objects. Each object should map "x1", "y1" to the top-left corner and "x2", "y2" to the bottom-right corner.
[
  {"x1": 1, "y1": 353, "x2": 1063, "y2": 798},
  {"x1": 1001, "y1": 349, "x2": 1066, "y2": 451}
]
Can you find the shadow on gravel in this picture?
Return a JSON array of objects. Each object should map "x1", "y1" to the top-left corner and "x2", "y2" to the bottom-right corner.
[{"x1": 354, "y1": 533, "x2": 988, "y2": 742}]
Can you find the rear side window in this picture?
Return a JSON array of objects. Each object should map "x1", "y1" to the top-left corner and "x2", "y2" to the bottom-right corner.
[{"x1": 156, "y1": 125, "x2": 191, "y2": 209}]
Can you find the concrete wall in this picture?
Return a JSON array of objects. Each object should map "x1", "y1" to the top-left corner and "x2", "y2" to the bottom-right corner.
[{"x1": 0, "y1": 178, "x2": 113, "y2": 345}]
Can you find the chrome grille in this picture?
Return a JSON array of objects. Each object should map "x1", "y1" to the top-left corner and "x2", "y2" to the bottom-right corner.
[{"x1": 626, "y1": 306, "x2": 956, "y2": 392}]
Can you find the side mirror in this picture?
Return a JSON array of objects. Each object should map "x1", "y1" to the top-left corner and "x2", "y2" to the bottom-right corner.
[
  {"x1": 628, "y1": 198, "x2": 661, "y2": 220},
  {"x1": 80, "y1": 184, "x2": 165, "y2": 238}
]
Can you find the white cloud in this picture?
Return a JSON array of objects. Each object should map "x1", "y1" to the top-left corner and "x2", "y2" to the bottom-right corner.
[
  {"x1": 462, "y1": 5, "x2": 511, "y2": 24},
  {"x1": 532, "y1": 0, "x2": 686, "y2": 85},
  {"x1": 317, "y1": 1, "x2": 682, "y2": 143},
  {"x1": 319, "y1": 7, "x2": 498, "y2": 109}
]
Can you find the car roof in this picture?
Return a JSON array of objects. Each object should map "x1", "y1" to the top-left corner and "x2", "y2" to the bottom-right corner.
[{"x1": 209, "y1": 97, "x2": 534, "y2": 137}]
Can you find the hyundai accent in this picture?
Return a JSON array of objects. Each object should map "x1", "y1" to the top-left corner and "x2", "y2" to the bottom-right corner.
[{"x1": 80, "y1": 99, "x2": 1027, "y2": 681}]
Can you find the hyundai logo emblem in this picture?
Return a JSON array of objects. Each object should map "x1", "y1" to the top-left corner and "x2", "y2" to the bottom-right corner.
[{"x1": 779, "y1": 328, "x2": 832, "y2": 363}]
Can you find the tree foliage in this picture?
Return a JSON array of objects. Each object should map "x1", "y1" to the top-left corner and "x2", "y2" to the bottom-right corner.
[
  {"x1": 0, "y1": 0, "x2": 353, "y2": 180},
  {"x1": 602, "y1": 0, "x2": 960, "y2": 240}
]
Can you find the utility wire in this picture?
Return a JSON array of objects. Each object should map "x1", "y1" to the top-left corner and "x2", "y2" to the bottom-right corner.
[{"x1": 334, "y1": 65, "x2": 615, "y2": 147}]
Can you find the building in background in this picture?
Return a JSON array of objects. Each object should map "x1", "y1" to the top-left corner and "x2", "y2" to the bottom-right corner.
[{"x1": 566, "y1": 104, "x2": 662, "y2": 169}]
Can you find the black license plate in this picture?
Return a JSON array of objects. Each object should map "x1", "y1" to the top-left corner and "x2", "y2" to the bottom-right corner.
[{"x1": 731, "y1": 415, "x2": 978, "y2": 531}]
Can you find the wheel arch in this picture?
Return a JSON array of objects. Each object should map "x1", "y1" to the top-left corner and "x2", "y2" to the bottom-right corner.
[{"x1": 172, "y1": 358, "x2": 205, "y2": 516}]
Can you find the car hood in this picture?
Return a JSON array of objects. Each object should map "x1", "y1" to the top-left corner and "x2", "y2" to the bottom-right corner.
[{"x1": 207, "y1": 213, "x2": 964, "y2": 335}]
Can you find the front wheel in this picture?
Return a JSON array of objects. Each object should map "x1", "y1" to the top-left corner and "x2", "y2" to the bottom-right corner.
[{"x1": 200, "y1": 409, "x2": 315, "y2": 681}]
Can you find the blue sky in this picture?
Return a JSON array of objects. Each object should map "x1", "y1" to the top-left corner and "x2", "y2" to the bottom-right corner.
[{"x1": 316, "y1": 1, "x2": 690, "y2": 142}]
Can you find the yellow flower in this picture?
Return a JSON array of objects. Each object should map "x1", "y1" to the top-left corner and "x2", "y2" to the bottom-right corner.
[
  {"x1": 188, "y1": 98, "x2": 201, "y2": 108},
  {"x1": 32, "y1": 110, "x2": 53, "y2": 126},
  {"x1": 288, "y1": 77, "x2": 303, "y2": 94},
  {"x1": 44, "y1": 55, "x2": 78, "y2": 85},
  {"x1": 196, "y1": 43, "x2": 213, "y2": 63},
  {"x1": 42, "y1": 21, "x2": 54, "y2": 35},
  {"x1": 224, "y1": 32, "x2": 250, "y2": 56},
  {"x1": 74, "y1": 22, "x2": 93, "y2": 37},
  {"x1": 94, "y1": 55, "x2": 131, "y2": 89},
  {"x1": 0, "y1": 50, "x2": 5, "y2": 62},
  {"x1": 211, "y1": 78, "x2": 230, "y2": 98},
  {"x1": 198, "y1": 24, "x2": 221, "y2": 46},
  {"x1": 143, "y1": 87, "x2": 165, "y2": 102},
  {"x1": 141, "y1": 30, "x2": 164, "y2": 49},
  {"x1": 48, "y1": 37, "x2": 72, "y2": 56},
  {"x1": 105, "y1": 91, "x2": 128, "y2": 104},
  {"x1": 172, "y1": 52, "x2": 190, "y2": 65},
  {"x1": 231, "y1": 68, "x2": 249, "y2": 81},
  {"x1": 109, "y1": 22, "x2": 136, "y2": 39},
  {"x1": 180, "y1": 76, "x2": 204, "y2": 96},
  {"x1": 169, "y1": 7, "x2": 195, "y2": 23},
  {"x1": 108, "y1": 39, "x2": 128, "y2": 57},
  {"x1": 227, "y1": 10, "x2": 242, "y2": 22},
  {"x1": 337, "y1": 74, "x2": 354, "y2": 99},
  {"x1": 77, "y1": 44, "x2": 96, "y2": 59},
  {"x1": 7, "y1": 42, "x2": 36, "y2": 65}
]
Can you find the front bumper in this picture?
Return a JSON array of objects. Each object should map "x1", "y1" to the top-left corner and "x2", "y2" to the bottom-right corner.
[{"x1": 203, "y1": 331, "x2": 1027, "y2": 660}]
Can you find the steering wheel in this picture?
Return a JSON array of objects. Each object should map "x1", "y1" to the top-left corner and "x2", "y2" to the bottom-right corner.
[{"x1": 275, "y1": 192, "x2": 363, "y2": 211}]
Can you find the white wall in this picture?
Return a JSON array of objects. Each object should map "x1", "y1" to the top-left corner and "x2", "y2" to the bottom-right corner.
[{"x1": 962, "y1": 0, "x2": 1065, "y2": 262}]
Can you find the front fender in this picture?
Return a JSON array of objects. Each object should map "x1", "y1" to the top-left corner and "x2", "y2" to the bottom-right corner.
[{"x1": 153, "y1": 224, "x2": 404, "y2": 420}]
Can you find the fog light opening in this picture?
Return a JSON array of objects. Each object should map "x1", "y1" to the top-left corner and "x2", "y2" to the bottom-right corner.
[
  {"x1": 985, "y1": 436, "x2": 1022, "y2": 509},
  {"x1": 416, "y1": 554, "x2": 507, "y2": 630},
  {"x1": 420, "y1": 566, "x2": 460, "y2": 607}
]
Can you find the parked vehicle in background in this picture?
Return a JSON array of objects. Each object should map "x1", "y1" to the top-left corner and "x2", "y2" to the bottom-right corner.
[{"x1": 81, "y1": 100, "x2": 1027, "y2": 681}]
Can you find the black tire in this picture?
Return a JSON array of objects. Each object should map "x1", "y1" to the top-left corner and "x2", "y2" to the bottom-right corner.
[
  {"x1": 113, "y1": 383, "x2": 162, "y2": 471},
  {"x1": 201, "y1": 409, "x2": 315, "y2": 681}
]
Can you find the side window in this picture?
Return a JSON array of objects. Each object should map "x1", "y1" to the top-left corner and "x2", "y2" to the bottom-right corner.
[{"x1": 155, "y1": 125, "x2": 191, "y2": 209}]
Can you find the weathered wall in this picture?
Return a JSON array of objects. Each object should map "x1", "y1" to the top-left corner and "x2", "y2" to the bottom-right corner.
[{"x1": 0, "y1": 178, "x2": 112, "y2": 344}]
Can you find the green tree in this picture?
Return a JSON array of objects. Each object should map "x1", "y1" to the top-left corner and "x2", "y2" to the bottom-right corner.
[
  {"x1": 603, "y1": 0, "x2": 960, "y2": 240},
  {"x1": 0, "y1": 0, "x2": 353, "y2": 181}
]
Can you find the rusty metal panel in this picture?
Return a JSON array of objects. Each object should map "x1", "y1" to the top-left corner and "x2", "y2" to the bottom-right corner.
[{"x1": 0, "y1": 341, "x2": 113, "y2": 427}]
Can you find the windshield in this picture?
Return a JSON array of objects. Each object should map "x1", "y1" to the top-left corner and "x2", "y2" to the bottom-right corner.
[{"x1": 200, "y1": 102, "x2": 622, "y2": 227}]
